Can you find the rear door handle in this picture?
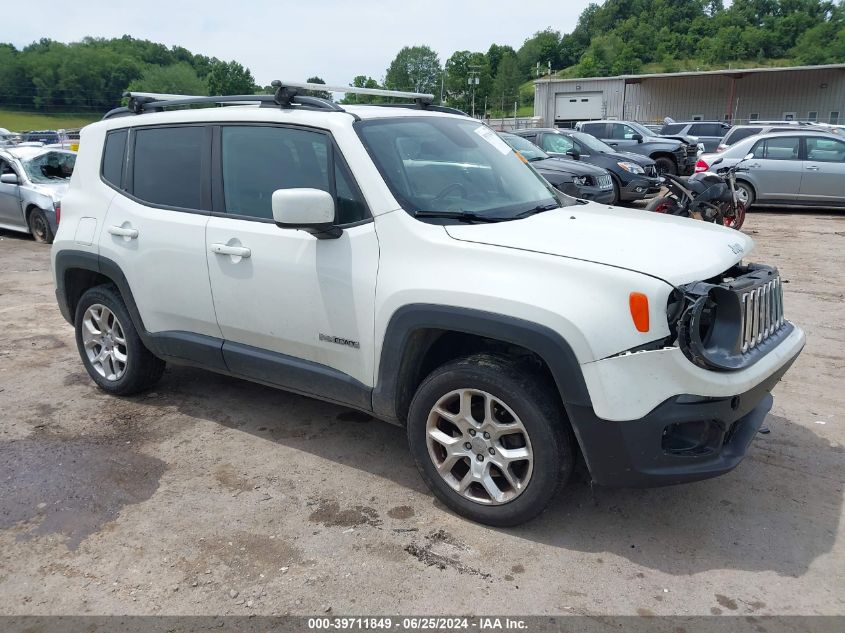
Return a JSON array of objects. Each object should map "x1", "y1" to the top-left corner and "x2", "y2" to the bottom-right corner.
[
  {"x1": 107, "y1": 225, "x2": 138, "y2": 239},
  {"x1": 805, "y1": 165, "x2": 820, "y2": 171},
  {"x1": 210, "y1": 243, "x2": 251, "y2": 258}
]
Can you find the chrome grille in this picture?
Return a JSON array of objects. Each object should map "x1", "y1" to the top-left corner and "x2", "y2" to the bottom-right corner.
[
  {"x1": 597, "y1": 174, "x2": 613, "y2": 190},
  {"x1": 740, "y1": 277, "x2": 785, "y2": 353},
  {"x1": 685, "y1": 144, "x2": 698, "y2": 157}
]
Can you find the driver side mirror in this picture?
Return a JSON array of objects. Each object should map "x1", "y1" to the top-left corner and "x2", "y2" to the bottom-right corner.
[
  {"x1": 0, "y1": 173, "x2": 19, "y2": 185},
  {"x1": 272, "y1": 188, "x2": 341, "y2": 239},
  {"x1": 632, "y1": 133, "x2": 643, "y2": 143},
  {"x1": 744, "y1": 152, "x2": 755, "y2": 160},
  {"x1": 565, "y1": 149, "x2": 580, "y2": 160}
]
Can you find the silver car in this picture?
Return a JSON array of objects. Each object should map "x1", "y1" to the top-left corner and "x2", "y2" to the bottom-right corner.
[
  {"x1": 0, "y1": 147, "x2": 76, "y2": 243},
  {"x1": 698, "y1": 131, "x2": 845, "y2": 208}
]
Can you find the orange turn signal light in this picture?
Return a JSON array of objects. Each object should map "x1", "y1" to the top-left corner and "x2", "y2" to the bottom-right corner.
[{"x1": 629, "y1": 292, "x2": 650, "y2": 332}]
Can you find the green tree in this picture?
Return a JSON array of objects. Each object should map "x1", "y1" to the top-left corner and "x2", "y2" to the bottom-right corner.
[
  {"x1": 127, "y1": 62, "x2": 207, "y2": 96},
  {"x1": 517, "y1": 28, "x2": 563, "y2": 77},
  {"x1": 339, "y1": 75, "x2": 384, "y2": 104},
  {"x1": 302, "y1": 76, "x2": 333, "y2": 101},
  {"x1": 384, "y1": 45, "x2": 442, "y2": 94},
  {"x1": 207, "y1": 60, "x2": 256, "y2": 95},
  {"x1": 492, "y1": 55, "x2": 523, "y2": 115}
]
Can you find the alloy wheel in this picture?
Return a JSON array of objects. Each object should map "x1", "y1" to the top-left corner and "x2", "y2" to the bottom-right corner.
[
  {"x1": 425, "y1": 388, "x2": 533, "y2": 505},
  {"x1": 81, "y1": 304, "x2": 128, "y2": 381}
]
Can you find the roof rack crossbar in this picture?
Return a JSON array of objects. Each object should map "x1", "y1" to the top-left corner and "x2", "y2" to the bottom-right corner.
[{"x1": 274, "y1": 80, "x2": 434, "y2": 103}]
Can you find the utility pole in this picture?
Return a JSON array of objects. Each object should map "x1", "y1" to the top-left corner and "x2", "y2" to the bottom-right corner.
[{"x1": 468, "y1": 65, "x2": 482, "y2": 119}]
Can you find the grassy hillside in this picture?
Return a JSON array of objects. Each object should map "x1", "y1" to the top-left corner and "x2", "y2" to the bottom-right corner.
[{"x1": 0, "y1": 110, "x2": 100, "y2": 132}]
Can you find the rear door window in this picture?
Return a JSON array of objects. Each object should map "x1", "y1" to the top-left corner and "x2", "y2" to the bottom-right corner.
[
  {"x1": 580, "y1": 123, "x2": 606, "y2": 137},
  {"x1": 132, "y1": 126, "x2": 206, "y2": 210},
  {"x1": 689, "y1": 123, "x2": 725, "y2": 136},
  {"x1": 750, "y1": 137, "x2": 801, "y2": 160}
]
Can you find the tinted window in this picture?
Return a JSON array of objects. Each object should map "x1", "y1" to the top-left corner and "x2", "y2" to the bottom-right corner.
[
  {"x1": 750, "y1": 137, "x2": 800, "y2": 160},
  {"x1": 221, "y1": 126, "x2": 330, "y2": 220},
  {"x1": 660, "y1": 124, "x2": 686, "y2": 135},
  {"x1": 689, "y1": 123, "x2": 725, "y2": 136},
  {"x1": 725, "y1": 127, "x2": 762, "y2": 145},
  {"x1": 0, "y1": 159, "x2": 14, "y2": 176},
  {"x1": 580, "y1": 123, "x2": 605, "y2": 137},
  {"x1": 806, "y1": 137, "x2": 845, "y2": 162},
  {"x1": 133, "y1": 126, "x2": 204, "y2": 209},
  {"x1": 102, "y1": 130, "x2": 127, "y2": 188}
]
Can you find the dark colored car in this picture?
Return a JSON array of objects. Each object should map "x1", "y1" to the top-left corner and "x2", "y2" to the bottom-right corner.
[
  {"x1": 22, "y1": 130, "x2": 61, "y2": 145},
  {"x1": 575, "y1": 120, "x2": 699, "y2": 176},
  {"x1": 499, "y1": 132, "x2": 615, "y2": 204},
  {"x1": 511, "y1": 128, "x2": 663, "y2": 205},
  {"x1": 660, "y1": 121, "x2": 731, "y2": 153}
]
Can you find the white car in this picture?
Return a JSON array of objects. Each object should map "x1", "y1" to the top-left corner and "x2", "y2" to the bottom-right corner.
[
  {"x1": 698, "y1": 130, "x2": 845, "y2": 208},
  {"x1": 51, "y1": 83, "x2": 805, "y2": 526}
]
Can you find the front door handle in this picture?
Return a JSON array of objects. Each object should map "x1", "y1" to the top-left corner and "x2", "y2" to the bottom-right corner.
[
  {"x1": 107, "y1": 225, "x2": 138, "y2": 239},
  {"x1": 805, "y1": 165, "x2": 820, "y2": 171},
  {"x1": 748, "y1": 162, "x2": 762, "y2": 169},
  {"x1": 210, "y1": 243, "x2": 251, "y2": 258}
]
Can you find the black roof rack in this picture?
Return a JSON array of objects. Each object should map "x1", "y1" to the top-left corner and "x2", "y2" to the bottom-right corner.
[{"x1": 102, "y1": 81, "x2": 465, "y2": 121}]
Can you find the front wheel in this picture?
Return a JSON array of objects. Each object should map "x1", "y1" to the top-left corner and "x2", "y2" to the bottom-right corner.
[
  {"x1": 721, "y1": 201, "x2": 747, "y2": 230},
  {"x1": 646, "y1": 196, "x2": 683, "y2": 215},
  {"x1": 407, "y1": 354, "x2": 574, "y2": 526}
]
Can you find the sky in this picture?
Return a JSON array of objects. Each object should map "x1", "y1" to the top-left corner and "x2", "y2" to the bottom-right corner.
[{"x1": 4, "y1": 0, "x2": 593, "y2": 91}]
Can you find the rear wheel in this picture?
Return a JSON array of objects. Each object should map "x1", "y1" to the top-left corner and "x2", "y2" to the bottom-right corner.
[
  {"x1": 407, "y1": 354, "x2": 574, "y2": 526},
  {"x1": 28, "y1": 208, "x2": 53, "y2": 244},
  {"x1": 653, "y1": 156, "x2": 677, "y2": 176},
  {"x1": 74, "y1": 284, "x2": 165, "y2": 395},
  {"x1": 734, "y1": 181, "x2": 755, "y2": 208}
]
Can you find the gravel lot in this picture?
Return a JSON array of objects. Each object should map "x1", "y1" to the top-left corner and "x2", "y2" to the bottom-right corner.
[{"x1": 0, "y1": 210, "x2": 842, "y2": 617}]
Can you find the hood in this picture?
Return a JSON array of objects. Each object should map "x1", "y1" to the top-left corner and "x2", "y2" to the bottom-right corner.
[
  {"x1": 533, "y1": 157, "x2": 608, "y2": 177},
  {"x1": 598, "y1": 149, "x2": 656, "y2": 166},
  {"x1": 30, "y1": 182, "x2": 69, "y2": 200},
  {"x1": 443, "y1": 204, "x2": 753, "y2": 286}
]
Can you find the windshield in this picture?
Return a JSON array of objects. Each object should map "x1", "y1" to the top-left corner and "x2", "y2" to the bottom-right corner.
[
  {"x1": 498, "y1": 132, "x2": 549, "y2": 161},
  {"x1": 22, "y1": 151, "x2": 75, "y2": 184},
  {"x1": 571, "y1": 132, "x2": 615, "y2": 154},
  {"x1": 356, "y1": 117, "x2": 563, "y2": 218}
]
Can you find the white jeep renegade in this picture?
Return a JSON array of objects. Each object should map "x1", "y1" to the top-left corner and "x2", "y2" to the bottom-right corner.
[{"x1": 51, "y1": 83, "x2": 805, "y2": 526}]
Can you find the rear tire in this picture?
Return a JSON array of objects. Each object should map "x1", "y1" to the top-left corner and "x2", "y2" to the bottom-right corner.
[
  {"x1": 74, "y1": 284, "x2": 165, "y2": 395},
  {"x1": 653, "y1": 156, "x2": 677, "y2": 176},
  {"x1": 407, "y1": 354, "x2": 574, "y2": 526},
  {"x1": 28, "y1": 208, "x2": 53, "y2": 244}
]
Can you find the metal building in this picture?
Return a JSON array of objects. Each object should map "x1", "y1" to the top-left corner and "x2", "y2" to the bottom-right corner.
[{"x1": 534, "y1": 64, "x2": 845, "y2": 127}]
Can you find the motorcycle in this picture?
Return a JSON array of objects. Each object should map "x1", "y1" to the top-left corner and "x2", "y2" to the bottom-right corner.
[{"x1": 645, "y1": 153, "x2": 752, "y2": 230}]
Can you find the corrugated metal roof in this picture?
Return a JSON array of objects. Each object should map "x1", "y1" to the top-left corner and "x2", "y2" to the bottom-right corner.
[{"x1": 535, "y1": 63, "x2": 845, "y2": 84}]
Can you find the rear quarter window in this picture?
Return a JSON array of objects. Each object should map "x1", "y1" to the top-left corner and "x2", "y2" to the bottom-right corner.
[{"x1": 101, "y1": 130, "x2": 127, "y2": 188}]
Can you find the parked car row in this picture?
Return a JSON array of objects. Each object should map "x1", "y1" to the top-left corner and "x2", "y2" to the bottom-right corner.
[
  {"x1": 0, "y1": 128, "x2": 80, "y2": 151},
  {"x1": 0, "y1": 146, "x2": 76, "y2": 243}
]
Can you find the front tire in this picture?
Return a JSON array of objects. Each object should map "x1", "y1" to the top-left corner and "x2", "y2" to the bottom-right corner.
[
  {"x1": 646, "y1": 196, "x2": 682, "y2": 215},
  {"x1": 74, "y1": 284, "x2": 165, "y2": 395},
  {"x1": 28, "y1": 208, "x2": 53, "y2": 244},
  {"x1": 407, "y1": 354, "x2": 574, "y2": 526}
]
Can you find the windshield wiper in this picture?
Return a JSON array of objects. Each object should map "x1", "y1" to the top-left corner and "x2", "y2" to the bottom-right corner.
[
  {"x1": 414, "y1": 211, "x2": 506, "y2": 223},
  {"x1": 511, "y1": 203, "x2": 561, "y2": 219}
]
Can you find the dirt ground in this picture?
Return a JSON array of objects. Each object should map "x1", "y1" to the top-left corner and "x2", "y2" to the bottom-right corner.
[{"x1": 0, "y1": 210, "x2": 842, "y2": 618}]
